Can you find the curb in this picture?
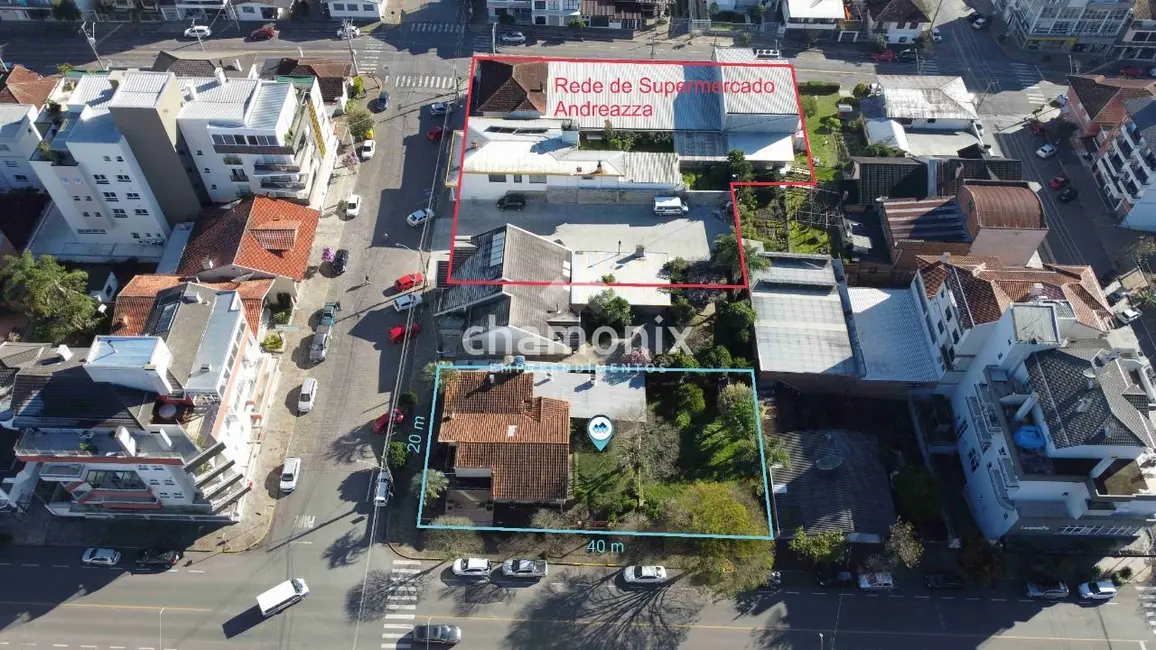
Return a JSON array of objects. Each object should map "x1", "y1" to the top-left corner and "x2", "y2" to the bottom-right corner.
[{"x1": 385, "y1": 542, "x2": 649, "y2": 568}]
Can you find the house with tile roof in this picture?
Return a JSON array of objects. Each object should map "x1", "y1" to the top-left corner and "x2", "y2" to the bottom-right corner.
[
  {"x1": 1064, "y1": 74, "x2": 1156, "y2": 140},
  {"x1": 471, "y1": 60, "x2": 548, "y2": 119},
  {"x1": 4, "y1": 280, "x2": 280, "y2": 523},
  {"x1": 273, "y1": 58, "x2": 352, "y2": 117},
  {"x1": 150, "y1": 52, "x2": 260, "y2": 80},
  {"x1": 175, "y1": 196, "x2": 319, "y2": 301},
  {"x1": 859, "y1": 0, "x2": 931, "y2": 44},
  {"x1": 111, "y1": 274, "x2": 275, "y2": 339},
  {"x1": 0, "y1": 65, "x2": 60, "y2": 109}
]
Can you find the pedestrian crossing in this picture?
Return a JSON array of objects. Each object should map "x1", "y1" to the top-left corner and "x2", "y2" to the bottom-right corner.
[
  {"x1": 1010, "y1": 62, "x2": 1041, "y2": 85},
  {"x1": 384, "y1": 74, "x2": 461, "y2": 90},
  {"x1": 1024, "y1": 83, "x2": 1047, "y2": 107},
  {"x1": 917, "y1": 58, "x2": 940, "y2": 75},
  {"x1": 356, "y1": 42, "x2": 387, "y2": 74},
  {"x1": 408, "y1": 21, "x2": 466, "y2": 34},
  {"x1": 381, "y1": 559, "x2": 424, "y2": 650}
]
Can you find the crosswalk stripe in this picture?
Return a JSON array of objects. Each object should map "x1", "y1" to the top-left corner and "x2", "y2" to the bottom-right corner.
[
  {"x1": 383, "y1": 633, "x2": 408, "y2": 639},
  {"x1": 384, "y1": 613, "x2": 416, "y2": 619},
  {"x1": 386, "y1": 595, "x2": 418, "y2": 600},
  {"x1": 383, "y1": 624, "x2": 413, "y2": 629},
  {"x1": 392, "y1": 568, "x2": 421, "y2": 574},
  {"x1": 393, "y1": 559, "x2": 423, "y2": 565},
  {"x1": 386, "y1": 603, "x2": 417, "y2": 610}
]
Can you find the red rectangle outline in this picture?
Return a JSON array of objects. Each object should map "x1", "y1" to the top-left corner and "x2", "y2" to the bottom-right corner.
[{"x1": 448, "y1": 54, "x2": 819, "y2": 293}]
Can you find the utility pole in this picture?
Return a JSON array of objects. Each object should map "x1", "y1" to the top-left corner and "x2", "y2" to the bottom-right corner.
[
  {"x1": 975, "y1": 80, "x2": 1000, "y2": 111},
  {"x1": 343, "y1": 19, "x2": 360, "y2": 75},
  {"x1": 191, "y1": 22, "x2": 206, "y2": 53},
  {"x1": 491, "y1": 22, "x2": 497, "y2": 54},
  {"x1": 79, "y1": 22, "x2": 106, "y2": 71}
]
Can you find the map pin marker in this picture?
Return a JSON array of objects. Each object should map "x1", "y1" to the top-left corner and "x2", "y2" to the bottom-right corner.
[{"x1": 587, "y1": 415, "x2": 614, "y2": 452}]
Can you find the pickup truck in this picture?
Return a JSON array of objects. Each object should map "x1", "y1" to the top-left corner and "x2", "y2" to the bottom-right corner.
[
  {"x1": 501, "y1": 559, "x2": 547, "y2": 578},
  {"x1": 309, "y1": 301, "x2": 341, "y2": 364}
]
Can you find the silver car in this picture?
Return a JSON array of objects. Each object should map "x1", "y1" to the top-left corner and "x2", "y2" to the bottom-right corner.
[
  {"x1": 1025, "y1": 579, "x2": 1069, "y2": 599},
  {"x1": 82, "y1": 547, "x2": 121, "y2": 566}
]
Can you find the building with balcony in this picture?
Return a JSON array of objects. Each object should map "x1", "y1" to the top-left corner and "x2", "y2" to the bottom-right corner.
[
  {"x1": 233, "y1": 0, "x2": 291, "y2": 20},
  {"x1": 4, "y1": 281, "x2": 279, "y2": 521},
  {"x1": 859, "y1": 0, "x2": 931, "y2": 44},
  {"x1": 994, "y1": 0, "x2": 1132, "y2": 53},
  {"x1": 781, "y1": 0, "x2": 847, "y2": 31},
  {"x1": 176, "y1": 74, "x2": 338, "y2": 209},
  {"x1": 1111, "y1": 0, "x2": 1156, "y2": 60},
  {"x1": 171, "y1": 0, "x2": 236, "y2": 21},
  {"x1": 274, "y1": 58, "x2": 353, "y2": 117},
  {"x1": 0, "y1": 104, "x2": 44, "y2": 191},
  {"x1": 488, "y1": 0, "x2": 655, "y2": 28},
  {"x1": 323, "y1": 0, "x2": 388, "y2": 20}
]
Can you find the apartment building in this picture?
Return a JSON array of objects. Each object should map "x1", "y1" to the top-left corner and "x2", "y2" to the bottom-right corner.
[
  {"x1": 5, "y1": 280, "x2": 279, "y2": 521},
  {"x1": 1111, "y1": 0, "x2": 1156, "y2": 60},
  {"x1": 0, "y1": 104, "x2": 43, "y2": 191},
  {"x1": 176, "y1": 74, "x2": 339, "y2": 210},
  {"x1": 487, "y1": 0, "x2": 653, "y2": 29},
  {"x1": 994, "y1": 0, "x2": 1132, "y2": 53}
]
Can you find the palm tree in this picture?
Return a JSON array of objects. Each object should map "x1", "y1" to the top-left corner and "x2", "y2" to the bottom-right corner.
[
  {"x1": 411, "y1": 469, "x2": 448, "y2": 506},
  {"x1": 713, "y1": 230, "x2": 769, "y2": 283},
  {"x1": 1135, "y1": 289, "x2": 1156, "y2": 310}
]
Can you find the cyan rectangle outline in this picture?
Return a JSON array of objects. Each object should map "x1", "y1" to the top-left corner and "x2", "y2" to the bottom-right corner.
[{"x1": 416, "y1": 363, "x2": 775, "y2": 541}]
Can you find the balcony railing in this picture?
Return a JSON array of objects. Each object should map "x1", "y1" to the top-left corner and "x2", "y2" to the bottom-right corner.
[
  {"x1": 261, "y1": 179, "x2": 306, "y2": 190},
  {"x1": 1116, "y1": 136, "x2": 1134, "y2": 159},
  {"x1": 1110, "y1": 153, "x2": 1126, "y2": 173},
  {"x1": 967, "y1": 394, "x2": 995, "y2": 453},
  {"x1": 222, "y1": 155, "x2": 242, "y2": 165},
  {"x1": 1132, "y1": 163, "x2": 1150, "y2": 186},
  {"x1": 253, "y1": 162, "x2": 301, "y2": 174},
  {"x1": 1000, "y1": 456, "x2": 1020, "y2": 488},
  {"x1": 989, "y1": 465, "x2": 1016, "y2": 511},
  {"x1": 229, "y1": 172, "x2": 249, "y2": 183}
]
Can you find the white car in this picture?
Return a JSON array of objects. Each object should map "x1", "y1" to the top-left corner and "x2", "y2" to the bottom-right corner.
[
  {"x1": 930, "y1": 27, "x2": 942, "y2": 42},
  {"x1": 360, "y1": 140, "x2": 376, "y2": 161},
  {"x1": 499, "y1": 31, "x2": 526, "y2": 45},
  {"x1": 345, "y1": 194, "x2": 361, "y2": 218},
  {"x1": 1118, "y1": 306, "x2": 1142, "y2": 324},
  {"x1": 393, "y1": 293, "x2": 423, "y2": 312},
  {"x1": 82, "y1": 548, "x2": 121, "y2": 566},
  {"x1": 297, "y1": 377, "x2": 318, "y2": 415},
  {"x1": 452, "y1": 558, "x2": 492, "y2": 578},
  {"x1": 622, "y1": 565, "x2": 668, "y2": 585},
  {"x1": 1078, "y1": 580, "x2": 1118, "y2": 601},
  {"x1": 428, "y1": 102, "x2": 453, "y2": 117},
  {"x1": 971, "y1": 16, "x2": 988, "y2": 29},
  {"x1": 337, "y1": 25, "x2": 361, "y2": 39},
  {"x1": 405, "y1": 207, "x2": 434, "y2": 227},
  {"x1": 1036, "y1": 144, "x2": 1057, "y2": 159},
  {"x1": 183, "y1": 25, "x2": 211, "y2": 39}
]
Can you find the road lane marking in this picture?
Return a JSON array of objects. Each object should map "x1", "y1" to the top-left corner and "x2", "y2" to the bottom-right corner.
[
  {"x1": 386, "y1": 594, "x2": 417, "y2": 600},
  {"x1": 940, "y1": 596, "x2": 955, "y2": 600},
  {"x1": 0, "y1": 601, "x2": 210, "y2": 612},
  {"x1": 382, "y1": 633, "x2": 407, "y2": 639},
  {"x1": 393, "y1": 560, "x2": 422, "y2": 565},
  {"x1": 915, "y1": 595, "x2": 930, "y2": 599},
  {"x1": 385, "y1": 604, "x2": 417, "y2": 610},
  {"x1": 990, "y1": 598, "x2": 1005, "y2": 602},
  {"x1": 51, "y1": 565, "x2": 69, "y2": 568},
  {"x1": 382, "y1": 624, "x2": 412, "y2": 629},
  {"x1": 384, "y1": 613, "x2": 416, "y2": 619},
  {"x1": 966, "y1": 597, "x2": 980, "y2": 600},
  {"x1": 186, "y1": 570, "x2": 204, "y2": 574},
  {"x1": 21, "y1": 564, "x2": 38, "y2": 567},
  {"x1": 391, "y1": 568, "x2": 420, "y2": 574},
  {"x1": 53, "y1": 645, "x2": 68, "y2": 647}
]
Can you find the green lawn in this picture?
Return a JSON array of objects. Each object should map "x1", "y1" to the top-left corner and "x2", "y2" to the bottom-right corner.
[
  {"x1": 801, "y1": 93, "x2": 842, "y2": 182},
  {"x1": 789, "y1": 220, "x2": 831, "y2": 254}
]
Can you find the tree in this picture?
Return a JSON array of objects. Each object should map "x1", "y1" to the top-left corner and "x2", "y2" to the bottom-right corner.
[
  {"x1": 425, "y1": 515, "x2": 483, "y2": 555},
  {"x1": 588, "y1": 289, "x2": 631, "y2": 329},
  {"x1": 716, "y1": 299, "x2": 756, "y2": 345},
  {"x1": 853, "y1": 82, "x2": 872, "y2": 98},
  {"x1": 345, "y1": 104, "x2": 374, "y2": 141},
  {"x1": 726, "y1": 149, "x2": 754, "y2": 183},
  {"x1": 351, "y1": 76, "x2": 365, "y2": 98},
  {"x1": 676, "y1": 383, "x2": 706, "y2": 416},
  {"x1": 801, "y1": 95, "x2": 818, "y2": 118},
  {"x1": 1125, "y1": 235, "x2": 1156, "y2": 262},
  {"x1": 664, "y1": 482, "x2": 775, "y2": 596},
  {"x1": 958, "y1": 534, "x2": 1004, "y2": 585},
  {"x1": 422, "y1": 362, "x2": 458, "y2": 388},
  {"x1": 387, "y1": 441, "x2": 407, "y2": 468},
  {"x1": 399, "y1": 391, "x2": 419, "y2": 409},
  {"x1": 713, "y1": 230, "x2": 769, "y2": 282},
  {"x1": 0, "y1": 251, "x2": 95, "y2": 344},
  {"x1": 498, "y1": 11, "x2": 516, "y2": 24},
  {"x1": 664, "y1": 257, "x2": 691, "y2": 283},
  {"x1": 696, "y1": 344, "x2": 732, "y2": 369},
  {"x1": 718, "y1": 383, "x2": 758, "y2": 439},
  {"x1": 884, "y1": 520, "x2": 924, "y2": 570},
  {"x1": 872, "y1": 34, "x2": 888, "y2": 52},
  {"x1": 529, "y1": 509, "x2": 572, "y2": 557},
  {"x1": 789, "y1": 527, "x2": 848, "y2": 566},
  {"x1": 892, "y1": 466, "x2": 942, "y2": 524},
  {"x1": 614, "y1": 409, "x2": 681, "y2": 506},
  {"x1": 411, "y1": 469, "x2": 448, "y2": 506},
  {"x1": 52, "y1": 0, "x2": 80, "y2": 20},
  {"x1": 657, "y1": 348, "x2": 697, "y2": 369},
  {"x1": 568, "y1": 18, "x2": 587, "y2": 30},
  {"x1": 55, "y1": 63, "x2": 75, "y2": 76},
  {"x1": 862, "y1": 143, "x2": 901, "y2": 157},
  {"x1": 1135, "y1": 288, "x2": 1156, "y2": 309},
  {"x1": 669, "y1": 295, "x2": 696, "y2": 325}
]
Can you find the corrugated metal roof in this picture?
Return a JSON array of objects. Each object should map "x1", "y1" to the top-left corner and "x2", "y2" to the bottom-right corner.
[
  {"x1": 718, "y1": 64, "x2": 799, "y2": 115},
  {"x1": 847, "y1": 287, "x2": 940, "y2": 382},
  {"x1": 248, "y1": 82, "x2": 291, "y2": 130},
  {"x1": 69, "y1": 75, "x2": 115, "y2": 110},
  {"x1": 878, "y1": 75, "x2": 978, "y2": 121},
  {"x1": 176, "y1": 77, "x2": 260, "y2": 122},
  {"x1": 108, "y1": 71, "x2": 171, "y2": 109}
]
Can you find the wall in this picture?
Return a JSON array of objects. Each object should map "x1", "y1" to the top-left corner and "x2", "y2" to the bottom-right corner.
[
  {"x1": 970, "y1": 227, "x2": 1048, "y2": 266},
  {"x1": 881, "y1": 20, "x2": 927, "y2": 44},
  {"x1": 325, "y1": 0, "x2": 386, "y2": 19},
  {"x1": 909, "y1": 118, "x2": 974, "y2": 131},
  {"x1": 66, "y1": 138, "x2": 172, "y2": 244},
  {"x1": 0, "y1": 107, "x2": 43, "y2": 191},
  {"x1": 460, "y1": 173, "x2": 549, "y2": 200}
]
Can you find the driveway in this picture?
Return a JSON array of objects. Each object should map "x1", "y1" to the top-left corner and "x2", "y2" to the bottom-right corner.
[{"x1": 434, "y1": 200, "x2": 731, "y2": 278}]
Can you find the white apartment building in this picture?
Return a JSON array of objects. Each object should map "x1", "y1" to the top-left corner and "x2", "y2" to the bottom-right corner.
[
  {"x1": 324, "y1": 0, "x2": 388, "y2": 20},
  {"x1": 1098, "y1": 96, "x2": 1156, "y2": 230},
  {"x1": 994, "y1": 0, "x2": 1132, "y2": 53},
  {"x1": 176, "y1": 73, "x2": 339, "y2": 210},
  {"x1": 31, "y1": 75, "x2": 172, "y2": 249},
  {"x1": 0, "y1": 104, "x2": 43, "y2": 191}
]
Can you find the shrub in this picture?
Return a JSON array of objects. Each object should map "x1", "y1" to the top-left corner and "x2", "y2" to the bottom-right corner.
[
  {"x1": 1112, "y1": 566, "x2": 1134, "y2": 586},
  {"x1": 262, "y1": 333, "x2": 284, "y2": 351},
  {"x1": 801, "y1": 96, "x2": 818, "y2": 118},
  {"x1": 664, "y1": 257, "x2": 691, "y2": 283},
  {"x1": 387, "y1": 441, "x2": 407, "y2": 468},
  {"x1": 677, "y1": 383, "x2": 706, "y2": 417},
  {"x1": 853, "y1": 83, "x2": 871, "y2": 98},
  {"x1": 399, "y1": 391, "x2": 419, "y2": 408},
  {"x1": 272, "y1": 309, "x2": 291, "y2": 325},
  {"x1": 351, "y1": 76, "x2": 365, "y2": 98},
  {"x1": 798, "y1": 81, "x2": 840, "y2": 95}
]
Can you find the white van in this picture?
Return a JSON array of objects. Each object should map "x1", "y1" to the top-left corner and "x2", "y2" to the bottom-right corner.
[
  {"x1": 256, "y1": 578, "x2": 309, "y2": 616},
  {"x1": 653, "y1": 197, "x2": 689, "y2": 216},
  {"x1": 279, "y1": 457, "x2": 301, "y2": 493}
]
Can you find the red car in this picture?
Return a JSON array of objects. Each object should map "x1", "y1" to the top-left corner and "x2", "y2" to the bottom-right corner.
[
  {"x1": 374, "y1": 409, "x2": 404, "y2": 434},
  {"x1": 390, "y1": 322, "x2": 420, "y2": 344},
  {"x1": 871, "y1": 50, "x2": 896, "y2": 62},
  {"x1": 394, "y1": 272, "x2": 424, "y2": 292},
  {"x1": 427, "y1": 127, "x2": 444, "y2": 142},
  {"x1": 1049, "y1": 173, "x2": 1070, "y2": 189},
  {"x1": 1121, "y1": 65, "x2": 1146, "y2": 78},
  {"x1": 248, "y1": 25, "x2": 276, "y2": 41},
  {"x1": 1028, "y1": 119, "x2": 1046, "y2": 136}
]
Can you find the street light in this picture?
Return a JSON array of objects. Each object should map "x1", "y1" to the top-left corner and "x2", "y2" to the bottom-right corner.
[
  {"x1": 818, "y1": 632, "x2": 824, "y2": 649},
  {"x1": 342, "y1": 19, "x2": 360, "y2": 76},
  {"x1": 78, "y1": 22, "x2": 106, "y2": 71}
]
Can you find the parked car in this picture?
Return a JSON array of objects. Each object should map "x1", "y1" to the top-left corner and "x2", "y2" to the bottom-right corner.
[
  {"x1": 279, "y1": 457, "x2": 302, "y2": 493},
  {"x1": 1122, "y1": 64, "x2": 1146, "y2": 78},
  {"x1": 930, "y1": 27, "x2": 942, "y2": 42},
  {"x1": 320, "y1": 301, "x2": 340, "y2": 326},
  {"x1": 499, "y1": 31, "x2": 527, "y2": 44},
  {"x1": 1058, "y1": 186, "x2": 1078, "y2": 203},
  {"x1": 924, "y1": 572, "x2": 965, "y2": 589},
  {"x1": 1049, "y1": 173, "x2": 1069, "y2": 189},
  {"x1": 816, "y1": 570, "x2": 855, "y2": 588},
  {"x1": 248, "y1": 25, "x2": 276, "y2": 41},
  {"x1": 452, "y1": 558, "x2": 492, "y2": 578},
  {"x1": 375, "y1": 90, "x2": 390, "y2": 112},
  {"x1": 373, "y1": 408, "x2": 405, "y2": 434},
  {"x1": 870, "y1": 50, "x2": 896, "y2": 62},
  {"x1": 1028, "y1": 119, "x2": 1046, "y2": 135},
  {"x1": 406, "y1": 207, "x2": 435, "y2": 227},
  {"x1": 858, "y1": 572, "x2": 894, "y2": 591},
  {"x1": 1078, "y1": 580, "x2": 1118, "y2": 601},
  {"x1": 374, "y1": 471, "x2": 391, "y2": 507},
  {"x1": 297, "y1": 377, "x2": 318, "y2": 414},
  {"x1": 82, "y1": 548, "x2": 121, "y2": 566},
  {"x1": 393, "y1": 293, "x2": 423, "y2": 312},
  {"x1": 394, "y1": 272, "x2": 424, "y2": 292},
  {"x1": 622, "y1": 565, "x2": 668, "y2": 585},
  {"x1": 1107, "y1": 287, "x2": 1130, "y2": 305},
  {"x1": 966, "y1": 10, "x2": 984, "y2": 22},
  {"x1": 427, "y1": 126, "x2": 445, "y2": 142},
  {"x1": 337, "y1": 24, "x2": 361, "y2": 39},
  {"x1": 1055, "y1": 94, "x2": 1068, "y2": 106},
  {"x1": 345, "y1": 194, "x2": 361, "y2": 218},
  {"x1": 496, "y1": 193, "x2": 526, "y2": 211},
  {"x1": 183, "y1": 25, "x2": 211, "y2": 39},
  {"x1": 898, "y1": 48, "x2": 918, "y2": 60},
  {"x1": 972, "y1": 16, "x2": 989, "y2": 28},
  {"x1": 1118, "y1": 306, "x2": 1142, "y2": 324},
  {"x1": 360, "y1": 140, "x2": 376, "y2": 160},
  {"x1": 412, "y1": 624, "x2": 462, "y2": 645},
  {"x1": 429, "y1": 102, "x2": 453, "y2": 116},
  {"x1": 332, "y1": 249, "x2": 349, "y2": 275},
  {"x1": 136, "y1": 548, "x2": 181, "y2": 568},
  {"x1": 1025, "y1": 579, "x2": 1069, "y2": 599},
  {"x1": 390, "y1": 323, "x2": 420, "y2": 344},
  {"x1": 1036, "y1": 144, "x2": 1057, "y2": 159},
  {"x1": 501, "y1": 559, "x2": 548, "y2": 578}
]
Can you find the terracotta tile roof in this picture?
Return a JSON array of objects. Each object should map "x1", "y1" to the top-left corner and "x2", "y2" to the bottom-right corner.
[
  {"x1": 177, "y1": 197, "x2": 318, "y2": 281},
  {"x1": 440, "y1": 371, "x2": 570, "y2": 502},
  {"x1": 112, "y1": 274, "x2": 272, "y2": 336},
  {"x1": 1138, "y1": 0, "x2": 1153, "y2": 20},
  {"x1": 1068, "y1": 75, "x2": 1156, "y2": 124},
  {"x1": 961, "y1": 181, "x2": 1045, "y2": 230},
  {"x1": 915, "y1": 255, "x2": 1111, "y2": 331},
  {"x1": 474, "y1": 60, "x2": 548, "y2": 114},
  {"x1": 0, "y1": 65, "x2": 60, "y2": 107},
  {"x1": 864, "y1": 0, "x2": 930, "y2": 24},
  {"x1": 274, "y1": 58, "x2": 351, "y2": 103}
]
